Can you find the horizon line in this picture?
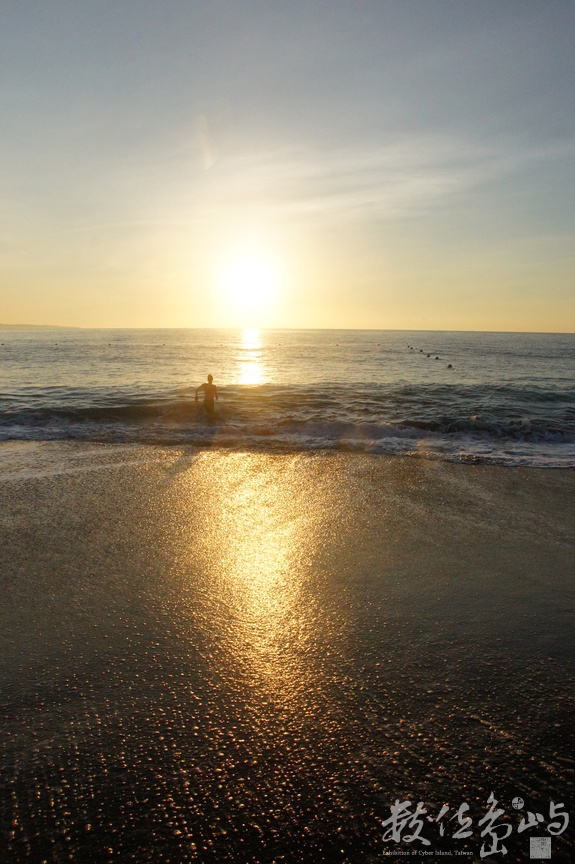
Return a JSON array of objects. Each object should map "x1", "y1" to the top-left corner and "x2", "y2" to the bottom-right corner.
[{"x1": 1, "y1": 324, "x2": 574, "y2": 335}]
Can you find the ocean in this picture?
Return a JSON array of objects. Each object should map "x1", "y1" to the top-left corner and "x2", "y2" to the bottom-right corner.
[{"x1": 1, "y1": 328, "x2": 574, "y2": 466}]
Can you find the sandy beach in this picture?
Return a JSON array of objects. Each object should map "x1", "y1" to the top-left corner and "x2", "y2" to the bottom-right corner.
[{"x1": 1, "y1": 442, "x2": 573, "y2": 863}]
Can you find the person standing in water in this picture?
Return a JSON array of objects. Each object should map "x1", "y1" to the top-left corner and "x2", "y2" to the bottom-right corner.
[{"x1": 195, "y1": 374, "x2": 218, "y2": 415}]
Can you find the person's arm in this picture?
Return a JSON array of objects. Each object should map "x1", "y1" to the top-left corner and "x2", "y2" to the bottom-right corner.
[
  {"x1": 215, "y1": 386, "x2": 218, "y2": 401},
  {"x1": 195, "y1": 384, "x2": 205, "y2": 401}
]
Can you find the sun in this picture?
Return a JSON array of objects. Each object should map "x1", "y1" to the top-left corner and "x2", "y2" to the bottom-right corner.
[{"x1": 225, "y1": 256, "x2": 276, "y2": 309}]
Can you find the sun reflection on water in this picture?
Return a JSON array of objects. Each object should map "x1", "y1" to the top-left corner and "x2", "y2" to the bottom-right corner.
[
  {"x1": 242, "y1": 328, "x2": 260, "y2": 351},
  {"x1": 237, "y1": 328, "x2": 265, "y2": 385}
]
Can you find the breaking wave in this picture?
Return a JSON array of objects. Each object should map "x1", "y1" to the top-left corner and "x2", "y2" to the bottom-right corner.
[{"x1": 1, "y1": 383, "x2": 574, "y2": 467}]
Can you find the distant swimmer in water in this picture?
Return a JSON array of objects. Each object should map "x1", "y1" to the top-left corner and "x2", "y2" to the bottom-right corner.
[{"x1": 195, "y1": 374, "x2": 218, "y2": 415}]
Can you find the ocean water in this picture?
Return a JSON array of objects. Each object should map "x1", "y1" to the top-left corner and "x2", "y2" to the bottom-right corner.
[{"x1": 1, "y1": 328, "x2": 574, "y2": 466}]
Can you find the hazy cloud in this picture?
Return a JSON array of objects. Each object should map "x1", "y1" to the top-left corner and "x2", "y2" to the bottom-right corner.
[{"x1": 192, "y1": 136, "x2": 575, "y2": 226}]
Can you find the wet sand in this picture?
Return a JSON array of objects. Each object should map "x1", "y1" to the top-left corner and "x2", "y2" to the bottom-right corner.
[{"x1": 1, "y1": 442, "x2": 574, "y2": 863}]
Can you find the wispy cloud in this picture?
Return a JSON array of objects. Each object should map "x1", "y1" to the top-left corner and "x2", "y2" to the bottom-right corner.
[
  {"x1": 194, "y1": 135, "x2": 575, "y2": 226},
  {"x1": 19, "y1": 134, "x2": 573, "y2": 241}
]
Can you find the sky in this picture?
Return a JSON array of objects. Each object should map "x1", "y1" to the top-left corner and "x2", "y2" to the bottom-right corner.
[{"x1": 1, "y1": 1, "x2": 574, "y2": 331}]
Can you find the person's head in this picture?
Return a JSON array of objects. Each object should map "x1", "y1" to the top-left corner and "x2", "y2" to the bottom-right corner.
[{"x1": 207, "y1": 374, "x2": 213, "y2": 383}]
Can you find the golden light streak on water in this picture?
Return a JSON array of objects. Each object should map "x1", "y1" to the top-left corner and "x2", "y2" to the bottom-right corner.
[
  {"x1": 241, "y1": 328, "x2": 261, "y2": 351},
  {"x1": 237, "y1": 328, "x2": 265, "y2": 385}
]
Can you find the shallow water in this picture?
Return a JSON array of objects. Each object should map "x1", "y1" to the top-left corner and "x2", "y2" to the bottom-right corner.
[{"x1": 1, "y1": 329, "x2": 574, "y2": 465}]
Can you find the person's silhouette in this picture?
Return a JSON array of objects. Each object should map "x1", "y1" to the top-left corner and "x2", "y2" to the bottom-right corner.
[{"x1": 195, "y1": 374, "x2": 218, "y2": 415}]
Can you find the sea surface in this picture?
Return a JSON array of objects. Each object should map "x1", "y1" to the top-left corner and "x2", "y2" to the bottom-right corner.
[{"x1": 1, "y1": 328, "x2": 574, "y2": 466}]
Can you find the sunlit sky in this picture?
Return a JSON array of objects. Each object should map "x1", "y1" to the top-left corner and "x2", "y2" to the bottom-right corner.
[{"x1": 1, "y1": 1, "x2": 574, "y2": 331}]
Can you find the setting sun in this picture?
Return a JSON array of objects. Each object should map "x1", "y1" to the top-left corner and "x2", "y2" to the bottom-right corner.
[{"x1": 225, "y1": 256, "x2": 276, "y2": 309}]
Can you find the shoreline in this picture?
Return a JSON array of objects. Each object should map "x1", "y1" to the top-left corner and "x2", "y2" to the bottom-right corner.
[{"x1": 2, "y1": 437, "x2": 575, "y2": 471}]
